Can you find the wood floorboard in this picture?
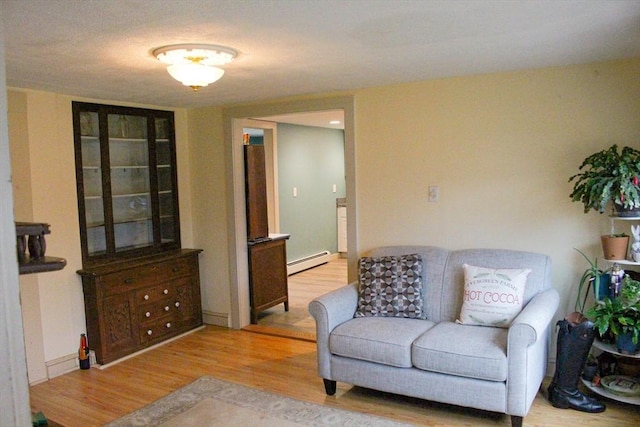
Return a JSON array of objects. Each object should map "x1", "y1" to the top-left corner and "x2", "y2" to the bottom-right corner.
[
  {"x1": 29, "y1": 325, "x2": 640, "y2": 427},
  {"x1": 29, "y1": 259, "x2": 640, "y2": 426}
]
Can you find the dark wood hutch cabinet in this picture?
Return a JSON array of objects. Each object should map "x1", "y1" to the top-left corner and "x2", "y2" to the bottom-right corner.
[{"x1": 72, "y1": 102, "x2": 202, "y2": 365}]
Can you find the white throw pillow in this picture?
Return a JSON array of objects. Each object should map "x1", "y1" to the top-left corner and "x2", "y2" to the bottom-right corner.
[{"x1": 457, "y1": 264, "x2": 530, "y2": 328}]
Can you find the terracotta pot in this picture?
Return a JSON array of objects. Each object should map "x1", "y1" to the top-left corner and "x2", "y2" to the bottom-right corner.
[
  {"x1": 601, "y1": 235, "x2": 629, "y2": 260},
  {"x1": 618, "y1": 357, "x2": 640, "y2": 377}
]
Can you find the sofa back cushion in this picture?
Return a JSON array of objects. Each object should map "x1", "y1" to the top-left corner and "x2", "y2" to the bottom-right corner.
[
  {"x1": 368, "y1": 246, "x2": 552, "y2": 323},
  {"x1": 441, "y1": 249, "x2": 551, "y2": 323}
]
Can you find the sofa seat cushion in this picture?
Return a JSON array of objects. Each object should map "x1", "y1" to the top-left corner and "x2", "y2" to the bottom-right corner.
[
  {"x1": 412, "y1": 321, "x2": 508, "y2": 381},
  {"x1": 330, "y1": 317, "x2": 436, "y2": 368}
]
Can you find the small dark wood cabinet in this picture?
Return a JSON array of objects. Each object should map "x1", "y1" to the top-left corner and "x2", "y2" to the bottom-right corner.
[
  {"x1": 78, "y1": 249, "x2": 202, "y2": 365},
  {"x1": 248, "y1": 237, "x2": 289, "y2": 324}
]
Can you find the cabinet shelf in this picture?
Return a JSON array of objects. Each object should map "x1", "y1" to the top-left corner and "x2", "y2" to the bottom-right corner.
[
  {"x1": 112, "y1": 192, "x2": 150, "y2": 198},
  {"x1": 109, "y1": 137, "x2": 148, "y2": 143},
  {"x1": 110, "y1": 165, "x2": 149, "y2": 170},
  {"x1": 73, "y1": 102, "x2": 180, "y2": 265},
  {"x1": 113, "y1": 217, "x2": 151, "y2": 225}
]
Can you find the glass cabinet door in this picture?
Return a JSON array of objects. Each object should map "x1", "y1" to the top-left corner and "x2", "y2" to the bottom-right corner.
[
  {"x1": 107, "y1": 113, "x2": 153, "y2": 252},
  {"x1": 73, "y1": 102, "x2": 180, "y2": 266},
  {"x1": 78, "y1": 111, "x2": 106, "y2": 256},
  {"x1": 154, "y1": 117, "x2": 177, "y2": 245}
]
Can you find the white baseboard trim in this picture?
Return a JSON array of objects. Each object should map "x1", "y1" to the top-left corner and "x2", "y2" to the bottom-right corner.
[
  {"x1": 202, "y1": 310, "x2": 229, "y2": 327},
  {"x1": 45, "y1": 353, "x2": 79, "y2": 380}
]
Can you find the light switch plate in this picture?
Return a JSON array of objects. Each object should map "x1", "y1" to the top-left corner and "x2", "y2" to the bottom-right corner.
[{"x1": 428, "y1": 185, "x2": 439, "y2": 202}]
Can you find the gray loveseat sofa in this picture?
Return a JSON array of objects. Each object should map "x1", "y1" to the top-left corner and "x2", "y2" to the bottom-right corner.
[{"x1": 309, "y1": 246, "x2": 559, "y2": 427}]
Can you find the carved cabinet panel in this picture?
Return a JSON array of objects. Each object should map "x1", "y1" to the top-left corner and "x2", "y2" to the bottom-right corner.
[{"x1": 79, "y1": 249, "x2": 202, "y2": 364}]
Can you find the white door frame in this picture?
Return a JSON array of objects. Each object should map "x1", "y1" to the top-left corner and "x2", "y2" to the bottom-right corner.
[{"x1": 223, "y1": 96, "x2": 356, "y2": 329}]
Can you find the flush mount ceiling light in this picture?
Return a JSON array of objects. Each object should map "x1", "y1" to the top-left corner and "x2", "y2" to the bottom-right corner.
[{"x1": 153, "y1": 43, "x2": 237, "y2": 92}]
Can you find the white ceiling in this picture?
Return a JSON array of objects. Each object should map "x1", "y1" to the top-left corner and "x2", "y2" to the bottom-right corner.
[{"x1": 2, "y1": 0, "x2": 639, "y2": 116}]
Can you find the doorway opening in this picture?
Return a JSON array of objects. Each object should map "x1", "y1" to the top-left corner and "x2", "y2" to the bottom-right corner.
[
  {"x1": 223, "y1": 96, "x2": 356, "y2": 334},
  {"x1": 246, "y1": 114, "x2": 348, "y2": 338}
]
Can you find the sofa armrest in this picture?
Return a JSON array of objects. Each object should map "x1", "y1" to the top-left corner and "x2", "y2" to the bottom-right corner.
[
  {"x1": 509, "y1": 288, "x2": 559, "y2": 346},
  {"x1": 506, "y1": 287, "x2": 559, "y2": 416},
  {"x1": 308, "y1": 282, "x2": 359, "y2": 378}
]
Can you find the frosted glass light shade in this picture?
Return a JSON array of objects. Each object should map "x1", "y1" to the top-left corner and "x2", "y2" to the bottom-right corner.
[
  {"x1": 153, "y1": 44, "x2": 237, "y2": 91},
  {"x1": 166, "y1": 63, "x2": 224, "y2": 89}
]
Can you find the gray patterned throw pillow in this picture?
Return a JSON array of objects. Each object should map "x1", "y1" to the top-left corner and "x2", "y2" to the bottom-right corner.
[{"x1": 355, "y1": 253, "x2": 425, "y2": 319}]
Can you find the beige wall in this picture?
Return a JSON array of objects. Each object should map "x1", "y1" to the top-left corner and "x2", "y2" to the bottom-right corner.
[
  {"x1": 7, "y1": 89, "x2": 193, "y2": 383},
  {"x1": 187, "y1": 106, "x2": 231, "y2": 324},
  {"x1": 7, "y1": 57, "x2": 640, "y2": 382},
  {"x1": 355, "y1": 58, "x2": 640, "y2": 317}
]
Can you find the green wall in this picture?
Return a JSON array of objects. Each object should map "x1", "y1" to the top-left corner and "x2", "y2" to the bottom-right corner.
[{"x1": 277, "y1": 123, "x2": 345, "y2": 262}]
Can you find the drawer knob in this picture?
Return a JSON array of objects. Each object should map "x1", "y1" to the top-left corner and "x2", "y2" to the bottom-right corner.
[
  {"x1": 164, "y1": 306, "x2": 170, "y2": 312},
  {"x1": 147, "y1": 330, "x2": 153, "y2": 336},
  {"x1": 175, "y1": 301, "x2": 180, "y2": 308},
  {"x1": 145, "y1": 312, "x2": 151, "y2": 318},
  {"x1": 144, "y1": 294, "x2": 149, "y2": 300},
  {"x1": 172, "y1": 267, "x2": 180, "y2": 273},
  {"x1": 163, "y1": 289, "x2": 169, "y2": 295},
  {"x1": 124, "y1": 278, "x2": 134, "y2": 284},
  {"x1": 166, "y1": 322, "x2": 171, "y2": 328}
]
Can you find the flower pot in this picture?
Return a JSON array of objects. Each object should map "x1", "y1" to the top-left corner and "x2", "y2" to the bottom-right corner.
[
  {"x1": 618, "y1": 357, "x2": 640, "y2": 377},
  {"x1": 616, "y1": 333, "x2": 640, "y2": 355},
  {"x1": 592, "y1": 273, "x2": 611, "y2": 301},
  {"x1": 601, "y1": 235, "x2": 629, "y2": 260},
  {"x1": 614, "y1": 204, "x2": 640, "y2": 218},
  {"x1": 582, "y1": 363, "x2": 598, "y2": 381}
]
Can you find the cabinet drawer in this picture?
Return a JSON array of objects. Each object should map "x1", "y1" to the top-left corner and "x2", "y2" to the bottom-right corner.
[
  {"x1": 101, "y1": 257, "x2": 196, "y2": 296},
  {"x1": 136, "y1": 283, "x2": 178, "y2": 305},
  {"x1": 138, "y1": 299, "x2": 175, "y2": 324},
  {"x1": 139, "y1": 319, "x2": 176, "y2": 344}
]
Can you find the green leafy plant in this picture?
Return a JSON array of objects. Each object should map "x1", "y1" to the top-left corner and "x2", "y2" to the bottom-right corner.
[
  {"x1": 621, "y1": 275, "x2": 640, "y2": 305},
  {"x1": 569, "y1": 145, "x2": 640, "y2": 214},
  {"x1": 586, "y1": 275, "x2": 640, "y2": 345}
]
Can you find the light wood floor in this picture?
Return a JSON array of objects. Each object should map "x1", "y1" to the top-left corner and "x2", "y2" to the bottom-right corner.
[
  {"x1": 29, "y1": 325, "x2": 640, "y2": 426},
  {"x1": 248, "y1": 258, "x2": 348, "y2": 339}
]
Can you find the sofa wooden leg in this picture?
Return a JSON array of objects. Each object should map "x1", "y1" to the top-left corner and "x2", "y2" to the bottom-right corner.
[
  {"x1": 323, "y1": 379, "x2": 337, "y2": 395},
  {"x1": 510, "y1": 415, "x2": 523, "y2": 427}
]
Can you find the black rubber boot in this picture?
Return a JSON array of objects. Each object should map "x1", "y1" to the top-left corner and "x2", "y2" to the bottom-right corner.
[{"x1": 548, "y1": 312, "x2": 606, "y2": 413}]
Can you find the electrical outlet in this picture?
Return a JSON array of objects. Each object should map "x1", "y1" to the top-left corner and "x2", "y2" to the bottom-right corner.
[{"x1": 428, "y1": 185, "x2": 439, "y2": 202}]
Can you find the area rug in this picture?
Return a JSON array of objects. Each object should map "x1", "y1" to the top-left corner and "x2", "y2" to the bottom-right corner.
[{"x1": 106, "y1": 376, "x2": 415, "y2": 426}]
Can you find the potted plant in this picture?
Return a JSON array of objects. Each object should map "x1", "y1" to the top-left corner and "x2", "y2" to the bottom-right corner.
[
  {"x1": 587, "y1": 275, "x2": 640, "y2": 354},
  {"x1": 569, "y1": 144, "x2": 640, "y2": 216},
  {"x1": 574, "y1": 248, "x2": 611, "y2": 312},
  {"x1": 600, "y1": 232, "x2": 630, "y2": 261}
]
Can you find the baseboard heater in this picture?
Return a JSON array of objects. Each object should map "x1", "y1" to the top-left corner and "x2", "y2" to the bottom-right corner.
[{"x1": 287, "y1": 250, "x2": 331, "y2": 275}]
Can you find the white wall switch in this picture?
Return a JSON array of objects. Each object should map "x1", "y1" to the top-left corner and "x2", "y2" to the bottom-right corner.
[
  {"x1": 293, "y1": 187, "x2": 297, "y2": 197},
  {"x1": 428, "y1": 185, "x2": 439, "y2": 202},
  {"x1": 332, "y1": 184, "x2": 337, "y2": 193}
]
